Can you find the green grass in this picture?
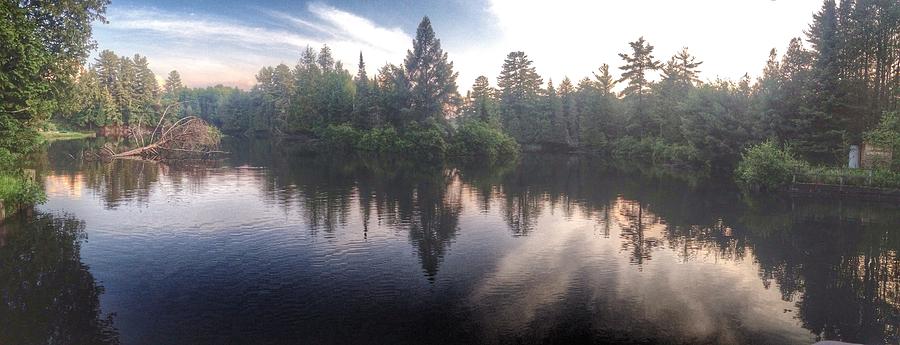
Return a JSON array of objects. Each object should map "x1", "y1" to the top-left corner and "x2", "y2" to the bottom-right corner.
[
  {"x1": 735, "y1": 140, "x2": 900, "y2": 191},
  {"x1": 39, "y1": 130, "x2": 95, "y2": 141},
  {"x1": 796, "y1": 166, "x2": 900, "y2": 189},
  {"x1": 0, "y1": 173, "x2": 45, "y2": 213}
]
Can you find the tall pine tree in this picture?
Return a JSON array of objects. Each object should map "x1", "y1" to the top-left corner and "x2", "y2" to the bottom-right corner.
[
  {"x1": 404, "y1": 16, "x2": 459, "y2": 125},
  {"x1": 497, "y1": 51, "x2": 543, "y2": 143}
]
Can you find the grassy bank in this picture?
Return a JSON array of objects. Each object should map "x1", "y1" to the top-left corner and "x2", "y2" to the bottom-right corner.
[
  {"x1": 795, "y1": 167, "x2": 900, "y2": 189},
  {"x1": 39, "y1": 130, "x2": 96, "y2": 141},
  {"x1": 735, "y1": 140, "x2": 900, "y2": 191},
  {"x1": 0, "y1": 172, "x2": 45, "y2": 218}
]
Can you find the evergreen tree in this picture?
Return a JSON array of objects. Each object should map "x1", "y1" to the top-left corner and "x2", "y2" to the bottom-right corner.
[
  {"x1": 94, "y1": 50, "x2": 119, "y2": 91},
  {"x1": 293, "y1": 46, "x2": 322, "y2": 131},
  {"x1": 404, "y1": 16, "x2": 460, "y2": 124},
  {"x1": 131, "y1": 54, "x2": 159, "y2": 125},
  {"x1": 317, "y1": 45, "x2": 335, "y2": 72},
  {"x1": 618, "y1": 37, "x2": 661, "y2": 136},
  {"x1": 164, "y1": 70, "x2": 184, "y2": 96},
  {"x1": 543, "y1": 79, "x2": 569, "y2": 145},
  {"x1": 462, "y1": 76, "x2": 499, "y2": 125},
  {"x1": 374, "y1": 63, "x2": 410, "y2": 127},
  {"x1": 617, "y1": 37, "x2": 662, "y2": 100},
  {"x1": 253, "y1": 66, "x2": 276, "y2": 132},
  {"x1": 353, "y1": 52, "x2": 376, "y2": 128},
  {"x1": 271, "y1": 64, "x2": 295, "y2": 134},
  {"x1": 807, "y1": 0, "x2": 852, "y2": 142},
  {"x1": 576, "y1": 77, "x2": 615, "y2": 149},
  {"x1": 68, "y1": 69, "x2": 118, "y2": 128},
  {"x1": 654, "y1": 48, "x2": 702, "y2": 141},
  {"x1": 593, "y1": 64, "x2": 617, "y2": 96},
  {"x1": 497, "y1": 51, "x2": 543, "y2": 143},
  {"x1": 662, "y1": 47, "x2": 703, "y2": 87},
  {"x1": 558, "y1": 78, "x2": 579, "y2": 145},
  {"x1": 117, "y1": 56, "x2": 137, "y2": 124},
  {"x1": 162, "y1": 70, "x2": 185, "y2": 120}
]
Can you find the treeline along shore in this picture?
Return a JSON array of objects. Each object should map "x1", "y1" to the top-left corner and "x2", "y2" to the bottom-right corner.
[{"x1": 2, "y1": 0, "x2": 900, "y2": 212}]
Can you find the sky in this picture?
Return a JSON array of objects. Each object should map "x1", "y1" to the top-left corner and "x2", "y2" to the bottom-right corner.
[{"x1": 91, "y1": 0, "x2": 826, "y2": 90}]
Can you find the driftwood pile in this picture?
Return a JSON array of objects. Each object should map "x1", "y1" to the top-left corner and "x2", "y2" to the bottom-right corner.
[{"x1": 96, "y1": 104, "x2": 226, "y2": 161}]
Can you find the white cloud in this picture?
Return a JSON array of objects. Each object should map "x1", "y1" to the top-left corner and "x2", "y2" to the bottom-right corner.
[
  {"x1": 307, "y1": 3, "x2": 410, "y2": 57},
  {"x1": 98, "y1": 5, "x2": 413, "y2": 89},
  {"x1": 108, "y1": 9, "x2": 323, "y2": 51}
]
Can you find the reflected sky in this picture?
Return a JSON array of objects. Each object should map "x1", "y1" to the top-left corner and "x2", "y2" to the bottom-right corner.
[{"x1": 4, "y1": 138, "x2": 897, "y2": 345}]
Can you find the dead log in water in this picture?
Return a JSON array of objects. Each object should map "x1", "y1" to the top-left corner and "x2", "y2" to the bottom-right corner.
[{"x1": 97, "y1": 103, "x2": 227, "y2": 160}]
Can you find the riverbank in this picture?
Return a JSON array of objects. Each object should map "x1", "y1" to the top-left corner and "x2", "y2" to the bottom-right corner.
[
  {"x1": 0, "y1": 170, "x2": 43, "y2": 222},
  {"x1": 39, "y1": 130, "x2": 96, "y2": 141},
  {"x1": 789, "y1": 182, "x2": 900, "y2": 202}
]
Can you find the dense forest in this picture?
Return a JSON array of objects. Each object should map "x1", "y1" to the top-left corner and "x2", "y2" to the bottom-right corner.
[
  {"x1": 3, "y1": 0, "x2": 900, "y2": 180},
  {"x1": 56, "y1": 0, "x2": 900, "y2": 170}
]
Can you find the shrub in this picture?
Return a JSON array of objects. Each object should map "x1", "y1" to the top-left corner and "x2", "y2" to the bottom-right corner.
[
  {"x1": 735, "y1": 140, "x2": 808, "y2": 191},
  {"x1": 357, "y1": 127, "x2": 403, "y2": 153},
  {"x1": 799, "y1": 166, "x2": 900, "y2": 189},
  {"x1": 449, "y1": 120, "x2": 519, "y2": 161},
  {"x1": 609, "y1": 136, "x2": 699, "y2": 166},
  {"x1": 318, "y1": 124, "x2": 362, "y2": 152},
  {"x1": 863, "y1": 111, "x2": 900, "y2": 169},
  {"x1": 0, "y1": 173, "x2": 46, "y2": 212},
  {"x1": 400, "y1": 123, "x2": 447, "y2": 161}
]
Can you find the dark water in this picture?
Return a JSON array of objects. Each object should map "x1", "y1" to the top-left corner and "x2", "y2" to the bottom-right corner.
[{"x1": 2, "y1": 138, "x2": 899, "y2": 345}]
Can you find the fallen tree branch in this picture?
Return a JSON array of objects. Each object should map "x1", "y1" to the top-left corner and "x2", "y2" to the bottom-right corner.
[{"x1": 98, "y1": 116, "x2": 224, "y2": 161}]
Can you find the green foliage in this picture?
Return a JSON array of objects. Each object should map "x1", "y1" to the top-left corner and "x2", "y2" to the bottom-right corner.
[
  {"x1": 461, "y1": 76, "x2": 500, "y2": 125},
  {"x1": 318, "y1": 123, "x2": 449, "y2": 161},
  {"x1": 610, "y1": 136, "x2": 699, "y2": 166},
  {"x1": 797, "y1": 166, "x2": 900, "y2": 189},
  {"x1": 1, "y1": 0, "x2": 109, "y2": 164},
  {"x1": 404, "y1": 17, "x2": 459, "y2": 124},
  {"x1": 358, "y1": 126, "x2": 403, "y2": 153},
  {"x1": 319, "y1": 123, "x2": 363, "y2": 152},
  {"x1": 39, "y1": 131, "x2": 95, "y2": 141},
  {"x1": 449, "y1": 120, "x2": 519, "y2": 161},
  {"x1": 0, "y1": 173, "x2": 45, "y2": 212},
  {"x1": 617, "y1": 37, "x2": 662, "y2": 100},
  {"x1": 864, "y1": 112, "x2": 900, "y2": 147},
  {"x1": 497, "y1": 51, "x2": 544, "y2": 144},
  {"x1": 735, "y1": 140, "x2": 808, "y2": 190},
  {"x1": 864, "y1": 111, "x2": 900, "y2": 165},
  {"x1": 50, "y1": 0, "x2": 890, "y2": 174},
  {"x1": 397, "y1": 123, "x2": 448, "y2": 161}
]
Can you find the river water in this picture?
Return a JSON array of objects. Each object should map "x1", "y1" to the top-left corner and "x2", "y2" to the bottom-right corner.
[{"x1": 2, "y1": 138, "x2": 898, "y2": 345}]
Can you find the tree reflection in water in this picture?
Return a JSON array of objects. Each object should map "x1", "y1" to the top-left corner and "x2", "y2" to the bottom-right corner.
[
  {"x1": 480, "y1": 154, "x2": 900, "y2": 344},
  {"x1": 26, "y1": 138, "x2": 900, "y2": 344},
  {"x1": 0, "y1": 211, "x2": 119, "y2": 345}
]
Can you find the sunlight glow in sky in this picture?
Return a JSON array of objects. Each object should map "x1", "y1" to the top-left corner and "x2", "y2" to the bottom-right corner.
[{"x1": 92, "y1": 0, "x2": 824, "y2": 90}]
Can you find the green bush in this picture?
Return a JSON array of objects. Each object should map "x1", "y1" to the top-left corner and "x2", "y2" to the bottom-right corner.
[
  {"x1": 735, "y1": 140, "x2": 808, "y2": 191},
  {"x1": 399, "y1": 123, "x2": 447, "y2": 161},
  {"x1": 358, "y1": 127, "x2": 403, "y2": 153},
  {"x1": 610, "y1": 136, "x2": 699, "y2": 166},
  {"x1": 449, "y1": 120, "x2": 519, "y2": 161},
  {"x1": 318, "y1": 124, "x2": 363, "y2": 152},
  {"x1": 0, "y1": 173, "x2": 46, "y2": 212},
  {"x1": 863, "y1": 111, "x2": 900, "y2": 169},
  {"x1": 318, "y1": 123, "x2": 448, "y2": 161}
]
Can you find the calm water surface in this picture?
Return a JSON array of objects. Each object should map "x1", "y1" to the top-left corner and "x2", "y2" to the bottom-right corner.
[{"x1": 2, "y1": 138, "x2": 899, "y2": 345}]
